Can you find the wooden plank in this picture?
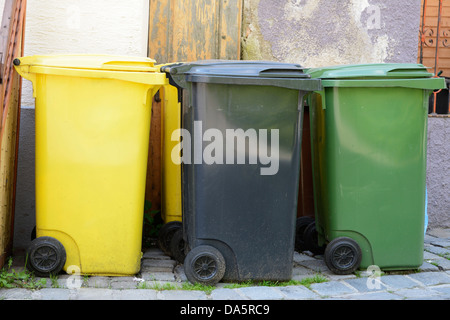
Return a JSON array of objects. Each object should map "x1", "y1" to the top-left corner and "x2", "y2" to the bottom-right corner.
[
  {"x1": 0, "y1": 0, "x2": 25, "y2": 268},
  {"x1": 149, "y1": 0, "x2": 242, "y2": 63},
  {"x1": 146, "y1": 0, "x2": 242, "y2": 212},
  {"x1": 219, "y1": 0, "x2": 242, "y2": 59},
  {"x1": 145, "y1": 96, "x2": 162, "y2": 214},
  {"x1": 171, "y1": 0, "x2": 218, "y2": 62}
]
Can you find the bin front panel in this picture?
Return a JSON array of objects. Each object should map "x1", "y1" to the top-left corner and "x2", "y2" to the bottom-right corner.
[
  {"x1": 310, "y1": 86, "x2": 428, "y2": 269},
  {"x1": 35, "y1": 74, "x2": 153, "y2": 275},
  {"x1": 183, "y1": 82, "x2": 304, "y2": 280}
]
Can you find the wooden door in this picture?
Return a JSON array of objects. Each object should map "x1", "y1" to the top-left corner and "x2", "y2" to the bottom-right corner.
[{"x1": 145, "y1": 0, "x2": 243, "y2": 213}]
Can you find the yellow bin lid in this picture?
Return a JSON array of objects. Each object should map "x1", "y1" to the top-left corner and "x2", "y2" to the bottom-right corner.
[{"x1": 13, "y1": 54, "x2": 158, "y2": 72}]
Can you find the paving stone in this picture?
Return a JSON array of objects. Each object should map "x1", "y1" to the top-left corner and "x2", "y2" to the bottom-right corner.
[
  {"x1": 418, "y1": 261, "x2": 440, "y2": 272},
  {"x1": 296, "y1": 259, "x2": 329, "y2": 273},
  {"x1": 322, "y1": 271, "x2": 358, "y2": 282},
  {"x1": 424, "y1": 244, "x2": 450, "y2": 256},
  {"x1": 109, "y1": 277, "x2": 139, "y2": 289},
  {"x1": 423, "y1": 250, "x2": 442, "y2": 260},
  {"x1": 141, "y1": 259, "x2": 177, "y2": 272},
  {"x1": 0, "y1": 288, "x2": 33, "y2": 300},
  {"x1": 85, "y1": 276, "x2": 111, "y2": 289},
  {"x1": 343, "y1": 291, "x2": 401, "y2": 300},
  {"x1": 237, "y1": 286, "x2": 285, "y2": 300},
  {"x1": 379, "y1": 275, "x2": 420, "y2": 290},
  {"x1": 291, "y1": 266, "x2": 316, "y2": 280},
  {"x1": 210, "y1": 288, "x2": 248, "y2": 300},
  {"x1": 156, "y1": 290, "x2": 208, "y2": 300},
  {"x1": 33, "y1": 288, "x2": 72, "y2": 300},
  {"x1": 310, "y1": 281, "x2": 356, "y2": 297},
  {"x1": 71, "y1": 288, "x2": 115, "y2": 300},
  {"x1": 427, "y1": 228, "x2": 450, "y2": 239},
  {"x1": 343, "y1": 277, "x2": 387, "y2": 292},
  {"x1": 430, "y1": 239, "x2": 450, "y2": 248},
  {"x1": 431, "y1": 284, "x2": 450, "y2": 297},
  {"x1": 142, "y1": 248, "x2": 171, "y2": 260},
  {"x1": 293, "y1": 252, "x2": 317, "y2": 263},
  {"x1": 53, "y1": 274, "x2": 71, "y2": 289},
  {"x1": 141, "y1": 272, "x2": 176, "y2": 282},
  {"x1": 392, "y1": 287, "x2": 442, "y2": 299},
  {"x1": 112, "y1": 289, "x2": 158, "y2": 300},
  {"x1": 424, "y1": 234, "x2": 438, "y2": 243},
  {"x1": 278, "y1": 286, "x2": 319, "y2": 300},
  {"x1": 434, "y1": 258, "x2": 450, "y2": 270},
  {"x1": 407, "y1": 271, "x2": 450, "y2": 286}
]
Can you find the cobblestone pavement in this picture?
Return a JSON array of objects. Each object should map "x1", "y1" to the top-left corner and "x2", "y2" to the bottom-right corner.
[{"x1": 1, "y1": 229, "x2": 449, "y2": 301}]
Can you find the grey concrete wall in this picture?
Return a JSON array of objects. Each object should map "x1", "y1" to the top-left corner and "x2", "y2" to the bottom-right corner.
[{"x1": 427, "y1": 117, "x2": 450, "y2": 229}]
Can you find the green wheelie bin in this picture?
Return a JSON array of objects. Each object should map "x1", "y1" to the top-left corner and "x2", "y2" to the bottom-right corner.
[{"x1": 305, "y1": 64, "x2": 445, "y2": 275}]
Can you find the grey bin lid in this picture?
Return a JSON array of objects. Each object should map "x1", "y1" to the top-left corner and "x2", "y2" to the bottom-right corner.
[{"x1": 162, "y1": 60, "x2": 322, "y2": 91}]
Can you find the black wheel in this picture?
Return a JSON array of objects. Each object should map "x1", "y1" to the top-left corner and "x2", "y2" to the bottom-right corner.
[
  {"x1": 31, "y1": 226, "x2": 36, "y2": 241},
  {"x1": 303, "y1": 221, "x2": 326, "y2": 255},
  {"x1": 324, "y1": 237, "x2": 362, "y2": 275},
  {"x1": 157, "y1": 221, "x2": 182, "y2": 255},
  {"x1": 184, "y1": 245, "x2": 226, "y2": 286},
  {"x1": 26, "y1": 237, "x2": 66, "y2": 277},
  {"x1": 295, "y1": 216, "x2": 315, "y2": 252},
  {"x1": 169, "y1": 228, "x2": 186, "y2": 263}
]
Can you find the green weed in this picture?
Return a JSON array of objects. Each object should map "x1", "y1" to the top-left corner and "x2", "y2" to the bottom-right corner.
[{"x1": 0, "y1": 257, "x2": 46, "y2": 289}]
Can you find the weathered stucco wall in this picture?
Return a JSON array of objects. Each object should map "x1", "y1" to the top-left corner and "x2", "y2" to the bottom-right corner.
[
  {"x1": 242, "y1": 0, "x2": 421, "y2": 66},
  {"x1": 427, "y1": 118, "x2": 450, "y2": 229}
]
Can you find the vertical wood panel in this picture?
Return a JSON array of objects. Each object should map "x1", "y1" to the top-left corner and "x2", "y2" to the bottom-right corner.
[
  {"x1": 149, "y1": 0, "x2": 242, "y2": 63},
  {"x1": 0, "y1": 0, "x2": 26, "y2": 268},
  {"x1": 146, "y1": 0, "x2": 242, "y2": 212}
]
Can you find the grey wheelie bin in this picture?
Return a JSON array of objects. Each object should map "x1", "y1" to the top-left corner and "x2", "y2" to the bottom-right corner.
[{"x1": 162, "y1": 61, "x2": 322, "y2": 285}]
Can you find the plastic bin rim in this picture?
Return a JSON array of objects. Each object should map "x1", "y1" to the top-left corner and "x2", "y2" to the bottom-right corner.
[
  {"x1": 305, "y1": 63, "x2": 435, "y2": 80},
  {"x1": 13, "y1": 54, "x2": 159, "y2": 73},
  {"x1": 318, "y1": 78, "x2": 446, "y2": 90}
]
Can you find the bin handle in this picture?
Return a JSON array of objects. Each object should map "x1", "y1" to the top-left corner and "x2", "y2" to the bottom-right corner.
[
  {"x1": 14, "y1": 59, "x2": 38, "y2": 97},
  {"x1": 258, "y1": 68, "x2": 309, "y2": 78}
]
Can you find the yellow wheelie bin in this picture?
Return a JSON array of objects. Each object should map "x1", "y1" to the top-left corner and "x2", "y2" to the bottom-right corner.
[
  {"x1": 156, "y1": 64, "x2": 184, "y2": 262},
  {"x1": 14, "y1": 54, "x2": 167, "y2": 276}
]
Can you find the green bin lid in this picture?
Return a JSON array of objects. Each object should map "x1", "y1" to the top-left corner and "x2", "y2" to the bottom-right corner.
[
  {"x1": 306, "y1": 63, "x2": 434, "y2": 79},
  {"x1": 305, "y1": 63, "x2": 446, "y2": 90}
]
